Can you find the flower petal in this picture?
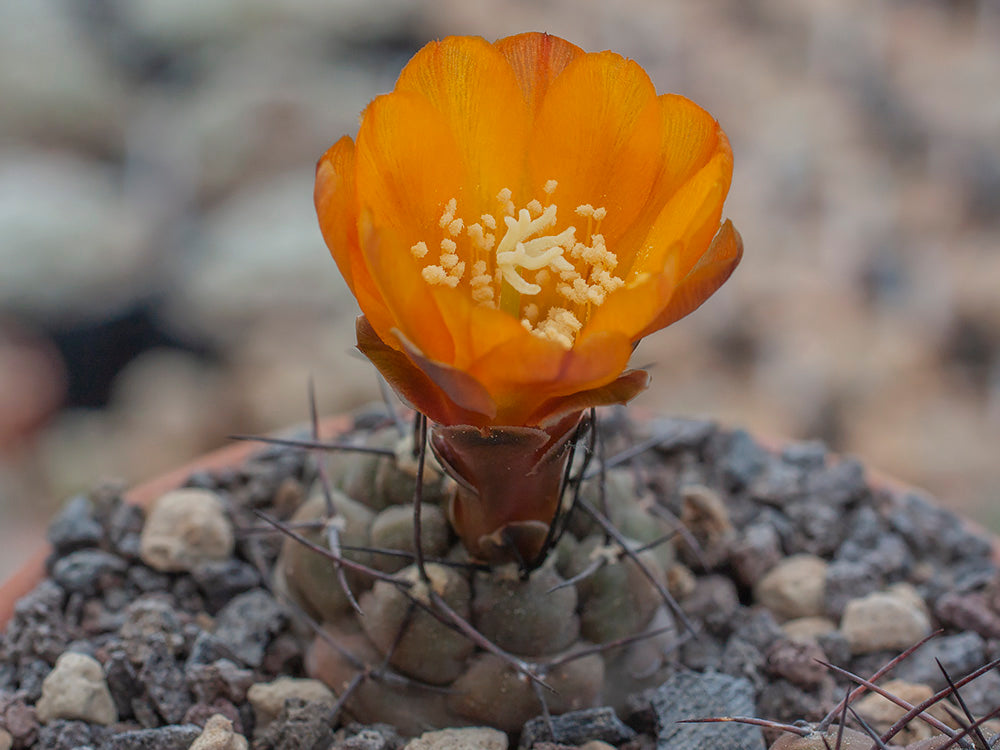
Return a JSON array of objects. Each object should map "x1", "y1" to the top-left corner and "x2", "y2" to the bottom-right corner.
[
  {"x1": 395, "y1": 36, "x2": 530, "y2": 211},
  {"x1": 527, "y1": 50, "x2": 662, "y2": 243},
  {"x1": 315, "y1": 136, "x2": 394, "y2": 337},
  {"x1": 354, "y1": 91, "x2": 465, "y2": 363},
  {"x1": 636, "y1": 219, "x2": 743, "y2": 338},
  {"x1": 493, "y1": 32, "x2": 584, "y2": 117},
  {"x1": 525, "y1": 368, "x2": 650, "y2": 427},
  {"x1": 356, "y1": 316, "x2": 496, "y2": 426}
]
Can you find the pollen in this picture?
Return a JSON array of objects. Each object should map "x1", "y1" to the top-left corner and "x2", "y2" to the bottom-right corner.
[{"x1": 414, "y1": 185, "x2": 625, "y2": 349}]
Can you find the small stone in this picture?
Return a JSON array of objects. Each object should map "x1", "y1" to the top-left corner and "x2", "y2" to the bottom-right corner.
[
  {"x1": 854, "y1": 680, "x2": 950, "y2": 745},
  {"x1": 841, "y1": 585, "x2": 931, "y2": 654},
  {"x1": 252, "y1": 699, "x2": 335, "y2": 749},
  {"x1": 1, "y1": 696, "x2": 38, "y2": 746},
  {"x1": 681, "y1": 576, "x2": 740, "y2": 637},
  {"x1": 35, "y1": 652, "x2": 117, "y2": 726},
  {"x1": 407, "y1": 727, "x2": 508, "y2": 750},
  {"x1": 720, "y1": 429, "x2": 768, "y2": 490},
  {"x1": 935, "y1": 592, "x2": 1000, "y2": 639},
  {"x1": 894, "y1": 631, "x2": 985, "y2": 689},
  {"x1": 782, "y1": 616, "x2": 837, "y2": 644},
  {"x1": 519, "y1": 707, "x2": 635, "y2": 749},
  {"x1": 121, "y1": 596, "x2": 186, "y2": 662},
  {"x1": 754, "y1": 554, "x2": 828, "y2": 620},
  {"x1": 765, "y1": 640, "x2": 828, "y2": 689},
  {"x1": 102, "y1": 724, "x2": 202, "y2": 750},
  {"x1": 0, "y1": 728, "x2": 11, "y2": 750},
  {"x1": 720, "y1": 638, "x2": 765, "y2": 690},
  {"x1": 138, "y1": 634, "x2": 190, "y2": 724},
  {"x1": 730, "y1": 523, "x2": 782, "y2": 587},
  {"x1": 334, "y1": 724, "x2": 403, "y2": 750},
  {"x1": 140, "y1": 488, "x2": 235, "y2": 572},
  {"x1": 248, "y1": 677, "x2": 336, "y2": 730},
  {"x1": 50, "y1": 549, "x2": 127, "y2": 596},
  {"x1": 803, "y1": 458, "x2": 867, "y2": 508},
  {"x1": 824, "y1": 560, "x2": 882, "y2": 619},
  {"x1": 191, "y1": 559, "x2": 262, "y2": 613},
  {"x1": 189, "y1": 714, "x2": 248, "y2": 750},
  {"x1": 651, "y1": 672, "x2": 763, "y2": 749},
  {"x1": 35, "y1": 719, "x2": 93, "y2": 750},
  {"x1": 212, "y1": 589, "x2": 287, "y2": 668},
  {"x1": 46, "y1": 495, "x2": 103, "y2": 553}
]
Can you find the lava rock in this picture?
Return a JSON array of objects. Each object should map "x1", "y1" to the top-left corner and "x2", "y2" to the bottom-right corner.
[
  {"x1": 247, "y1": 677, "x2": 336, "y2": 731},
  {"x1": 720, "y1": 429, "x2": 768, "y2": 490},
  {"x1": 46, "y1": 495, "x2": 103, "y2": 553},
  {"x1": 190, "y1": 559, "x2": 262, "y2": 613},
  {"x1": 893, "y1": 631, "x2": 985, "y2": 688},
  {"x1": 824, "y1": 559, "x2": 882, "y2": 619},
  {"x1": 519, "y1": 707, "x2": 635, "y2": 749},
  {"x1": 138, "y1": 634, "x2": 191, "y2": 724},
  {"x1": 102, "y1": 724, "x2": 202, "y2": 750},
  {"x1": 212, "y1": 589, "x2": 287, "y2": 668},
  {"x1": 35, "y1": 719, "x2": 94, "y2": 750},
  {"x1": 50, "y1": 549, "x2": 127, "y2": 596},
  {"x1": 935, "y1": 592, "x2": 1000, "y2": 639},
  {"x1": 253, "y1": 699, "x2": 335, "y2": 749},
  {"x1": 650, "y1": 671, "x2": 763, "y2": 749},
  {"x1": 189, "y1": 713, "x2": 249, "y2": 750}
]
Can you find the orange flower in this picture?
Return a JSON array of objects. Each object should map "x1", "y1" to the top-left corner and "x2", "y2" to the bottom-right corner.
[{"x1": 316, "y1": 32, "x2": 741, "y2": 432}]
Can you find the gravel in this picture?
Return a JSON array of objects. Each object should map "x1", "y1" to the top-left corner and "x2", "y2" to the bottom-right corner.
[{"x1": 2, "y1": 413, "x2": 1000, "y2": 749}]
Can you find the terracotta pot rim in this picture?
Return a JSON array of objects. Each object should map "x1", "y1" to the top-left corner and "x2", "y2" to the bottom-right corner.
[{"x1": 0, "y1": 415, "x2": 352, "y2": 630}]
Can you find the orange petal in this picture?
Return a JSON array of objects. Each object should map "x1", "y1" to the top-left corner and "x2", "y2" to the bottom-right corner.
[
  {"x1": 356, "y1": 316, "x2": 495, "y2": 426},
  {"x1": 493, "y1": 32, "x2": 584, "y2": 117},
  {"x1": 315, "y1": 137, "x2": 394, "y2": 337},
  {"x1": 635, "y1": 219, "x2": 743, "y2": 338},
  {"x1": 613, "y1": 95, "x2": 727, "y2": 259},
  {"x1": 527, "y1": 50, "x2": 662, "y2": 244},
  {"x1": 525, "y1": 368, "x2": 650, "y2": 427},
  {"x1": 354, "y1": 91, "x2": 466, "y2": 363},
  {"x1": 468, "y1": 328, "x2": 634, "y2": 424},
  {"x1": 395, "y1": 36, "x2": 530, "y2": 211}
]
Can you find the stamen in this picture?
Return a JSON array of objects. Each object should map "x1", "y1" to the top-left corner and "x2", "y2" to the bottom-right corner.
[
  {"x1": 422, "y1": 265, "x2": 447, "y2": 284},
  {"x1": 440, "y1": 238, "x2": 457, "y2": 253},
  {"x1": 526, "y1": 199, "x2": 543, "y2": 216},
  {"x1": 411, "y1": 241, "x2": 428, "y2": 259},
  {"x1": 439, "y1": 198, "x2": 457, "y2": 228},
  {"x1": 543, "y1": 180, "x2": 558, "y2": 195},
  {"x1": 447, "y1": 218, "x2": 464, "y2": 236},
  {"x1": 481, "y1": 214, "x2": 497, "y2": 230}
]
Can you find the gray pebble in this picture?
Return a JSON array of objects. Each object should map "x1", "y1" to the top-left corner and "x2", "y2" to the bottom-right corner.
[
  {"x1": 35, "y1": 719, "x2": 94, "y2": 750},
  {"x1": 720, "y1": 637, "x2": 766, "y2": 690},
  {"x1": 102, "y1": 724, "x2": 202, "y2": 750},
  {"x1": 824, "y1": 559, "x2": 882, "y2": 619},
  {"x1": 894, "y1": 631, "x2": 985, "y2": 689},
  {"x1": 519, "y1": 707, "x2": 636, "y2": 749},
  {"x1": 650, "y1": 417, "x2": 716, "y2": 454},
  {"x1": 720, "y1": 430, "x2": 768, "y2": 490},
  {"x1": 191, "y1": 559, "x2": 262, "y2": 613},
  {"x1": 138, "y1": 634, "x2": 191, "y2": 724},
  {"x1": 652, "y1": 671, "x2": 763, "y2": 749},
  {"x1": 50, "y1": 549, "x2": 127, "y2": 596},
  {"x1": 780, "y1": 441, "x2": 827, "y2": 469},
  {"x1": 46, "y1": 496, "x2": 103, "y2": 553},
  {"x1": 730, "y1": 522, "x2": 783, "y2": 587},
  {"x1": 212, "y1": 589, "x2": 286, "y2": 668},
  {"x1": 803, "y1": 458, "x2": 867, "y2": 509}
]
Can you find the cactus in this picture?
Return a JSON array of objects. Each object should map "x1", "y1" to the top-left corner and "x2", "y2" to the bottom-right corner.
[{"x1": 273, "y1": 409, "x2": 684, "y2": 735}]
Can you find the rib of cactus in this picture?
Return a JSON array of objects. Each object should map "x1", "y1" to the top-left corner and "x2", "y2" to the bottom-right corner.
[{"x1": 273, "y1": 423, "x2": 683, "y2": 735}]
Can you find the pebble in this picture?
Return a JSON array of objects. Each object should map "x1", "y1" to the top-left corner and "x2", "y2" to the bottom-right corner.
[
  {"x1": 518, "y1": 707, "x2": 635, "y2": 749},
  {"x1": 252, "y1": 699, "x2": 335, "y2": 749},
  {"x1": 730, "y1": 522, "x2": 782, "y2": 587},
  {"x1": 35, "y1": 652, "x2": 117, "y2": 726},
  {"x1": 138, "y1": 634, "x2": 191, "y2": 724},
  {"x1": 189, "y1": 714, "x2": 249, "y2": 750},
  {"x1": 823, "y1": 559, "x2": 882, "y2": 619},
  {"x1": 854, "y1": 679, "x2": 945, "y2": 745},
  {"x1": 407, "y1": 727, "x2": 508, "y2": 750},
  {"x1": 782, "y1": 616, "x2": 837, "y2": 644},
  {"x1": 803, "y1": 458, "x2": 867, "y2": 508},
  {"x1": 247, "y1": 677, "x2": 336, "y2": 730},
  {"x1": 935, "y1": 591, "x2": 1000, "y2": 639},
  {"x1": 333, "y1": 724, "x2": 403, "y2": 750},
  {"x1": 765, "y1": 639, "x2": 828, "y2": 689},
  {"x1": 894, "y1": 631, "x2": 985, "y2": 689},
  {"x1": 211, "y1": 589, "x2": 287, "y2": 668},
  {"x1": 720, "y1": 429, "x2": 768, "y2": 490},
  {"x1": 769, "y1": 727, "x2": 874, "y2": 749},
  {"x1": 841, "y1": 585, "x2": 932, "y2": 654},
  {"x1": 754, "y1": 554, "x2": 828, "y2": 620},
  {"x1": 140, "y1": 488, "x2": 235, "y2": 573},
  {"x1": 102, "y1": 724, "x2": 202, "y2": 750},
  {"x1": 46, "y1": 495, "x2": 103, "y2": 553},
  {"x1": 35, "y1": 719, "x2": 95, "y2": 750},
  {"x1": 650, "y1": 672, "x2": 763, "y2": 749},
  {"x1": 50, "y1": 549, "x2": 128, "y2": 596},
  {"x1": 0, "y1": 728, "x2": 10, "y2": 750},
  {"x1": 190, "y1": 559, "x2": 262, "y2": 613}
]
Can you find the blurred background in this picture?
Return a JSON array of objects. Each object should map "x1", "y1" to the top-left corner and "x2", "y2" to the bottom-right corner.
[{"x1": 1, "y1": 0, "x2": 999, "y2": 580}]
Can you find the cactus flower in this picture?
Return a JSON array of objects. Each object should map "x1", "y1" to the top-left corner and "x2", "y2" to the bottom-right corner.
[{"x1": 316, "y1": 32, "x2": 741, "y2": 562}]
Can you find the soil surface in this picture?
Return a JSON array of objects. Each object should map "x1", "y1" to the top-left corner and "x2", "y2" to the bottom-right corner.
[{"x1": 2, "y1": 407, "x2": 1000, "y2": 750}]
